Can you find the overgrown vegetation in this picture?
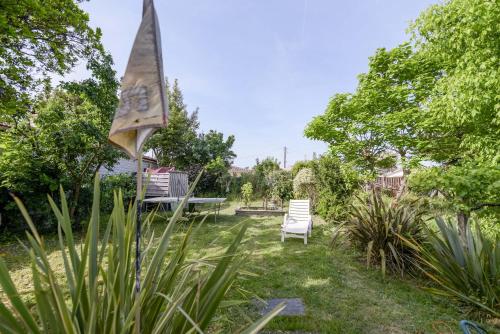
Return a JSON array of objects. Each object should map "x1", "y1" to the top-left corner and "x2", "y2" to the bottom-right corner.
[
  {"x1": 0, "y1": 54, "x2": 121, "y2": 229},
  {"x1": 0, "y1": 176, "x2": 282, "y2": 333},
  {"x1": 266, "y1": 170, "x2": 293, "y2": 205}
]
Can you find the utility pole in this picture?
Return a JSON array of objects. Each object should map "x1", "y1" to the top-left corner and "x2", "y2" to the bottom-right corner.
[{"x1": 283, "y1": 146, "x2": 287, "y2": 169}]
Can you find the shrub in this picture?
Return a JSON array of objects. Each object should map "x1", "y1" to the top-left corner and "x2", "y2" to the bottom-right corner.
[
  {"x1": 228, "y1": 172, "x2": 255, "y2": 199},
  {"x1": 405, "y1": 217, "x2": 499, "y2": 317},
  {"x1": 253, "y1": 157, "x2": 280, "y2": 197},
  {"x1": 293, "y1": 168, "x2": 316, "y2": 202},
  {"x1": 0, "y1": 175, "x2": 283, "y2": 333},
  {"x1": 291, "y1": 160, "x2": 314, "y2": 178},
  {"x1": 267, "y1": 170, "x2": 293, "y2": 203},
  {"x1": 101, "y1": 173, "x2": 135, "y2": 212},
  {"x1": 312, "y1": 154, "x2": 360, "y2": 222},
  {"x1": 241, "y1": 182, "x2": 253, "y2": 208},
  {"x1": 335, "y1": 189, "x2": 426, "y2": 277}
]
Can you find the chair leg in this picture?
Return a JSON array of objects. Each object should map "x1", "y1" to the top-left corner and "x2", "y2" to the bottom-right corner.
[
  {"x1": 281, "y1": 231, "x2": 285, "y2": 242},
  {"x1": 304, "y1": 234, "x2": 307, "y2": 245}
]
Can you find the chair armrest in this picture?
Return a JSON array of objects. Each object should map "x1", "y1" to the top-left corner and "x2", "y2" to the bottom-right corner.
[{"x1": 282, "y1": 213, "x2": 288, "y2": 227}]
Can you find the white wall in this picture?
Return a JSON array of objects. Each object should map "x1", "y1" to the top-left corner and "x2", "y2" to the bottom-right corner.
[{"x1": 99, "y1": 158, "x2": 158, "y2": 176}]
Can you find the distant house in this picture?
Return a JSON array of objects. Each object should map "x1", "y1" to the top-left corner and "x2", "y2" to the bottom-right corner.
[
  {"x1": 99, "y1": 155, "x2": 159, "y2": 176},
  {"x1": 229, "y1": 166, "x2": 252, "y2": 177}
]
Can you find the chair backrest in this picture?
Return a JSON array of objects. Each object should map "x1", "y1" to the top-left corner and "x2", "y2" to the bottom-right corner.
[{"x1": 288, "y1": 200, "x2": 310, "y2": 222}]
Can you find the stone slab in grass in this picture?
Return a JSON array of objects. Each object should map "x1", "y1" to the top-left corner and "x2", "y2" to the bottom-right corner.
[{"x1": 255, "y1": 298, "x2": 305, "y2": 316}]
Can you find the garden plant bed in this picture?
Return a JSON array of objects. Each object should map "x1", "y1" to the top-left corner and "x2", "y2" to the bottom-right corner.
[{"x1": 235, "y1": 206, "x2": 285, "y2": 216}]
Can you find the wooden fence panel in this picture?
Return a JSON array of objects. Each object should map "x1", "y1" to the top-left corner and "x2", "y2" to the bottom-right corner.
[{"x1": 142, "y1": 172, "x2": 188, "y2": 198}]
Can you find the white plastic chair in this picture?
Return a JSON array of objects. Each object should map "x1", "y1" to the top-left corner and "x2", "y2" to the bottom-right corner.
[{"x1": 281, "y1": 200, "x2": 312, "y2": 244}]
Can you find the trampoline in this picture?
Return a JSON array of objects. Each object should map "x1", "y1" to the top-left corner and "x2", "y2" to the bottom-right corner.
[{"x1": 143, "y1": 197, "x2": 226, "y2": 221}]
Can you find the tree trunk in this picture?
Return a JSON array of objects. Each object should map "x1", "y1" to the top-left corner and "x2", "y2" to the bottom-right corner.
[{"x1": 457, "y1": 210, "x2": 469, "y2": 242}]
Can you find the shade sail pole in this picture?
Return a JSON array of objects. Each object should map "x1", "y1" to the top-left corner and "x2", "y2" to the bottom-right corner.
[{"x1": 135, "y1": 150, "x2": 143, "y2": 334}]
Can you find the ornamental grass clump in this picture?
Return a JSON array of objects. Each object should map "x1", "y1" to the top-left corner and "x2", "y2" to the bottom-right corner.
[
  {"x1": 334, "y1": 189, "x2": 426, "y2": 277},
  {"x1": 0, "y1": 174, "x2": 283, "y2": 333},
  {"x1": 403, "y1": 217, "x2": 499, "y2": 318}
]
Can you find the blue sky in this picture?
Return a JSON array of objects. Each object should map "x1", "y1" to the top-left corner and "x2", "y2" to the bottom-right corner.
[{"x1": 71, "y1": 0, "x2": 437, "y2": 168}]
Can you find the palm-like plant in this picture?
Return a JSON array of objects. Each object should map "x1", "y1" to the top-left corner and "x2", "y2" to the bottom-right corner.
[
  {"x1": 0, "y1": 175, "x2": 284, "y2": 333},
  {"x1": 334, "y1": 190, "x2": 426, "y2": 277},
  {"x1": 404, "y1": 217, "x2": 499, "y2": 317}
]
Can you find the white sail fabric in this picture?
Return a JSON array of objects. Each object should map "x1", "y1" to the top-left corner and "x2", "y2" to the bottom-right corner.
[{"x1": 108, "y1": 0, "x2": 168, "y2": 159}]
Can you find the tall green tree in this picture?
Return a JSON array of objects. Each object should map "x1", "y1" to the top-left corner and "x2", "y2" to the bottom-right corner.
[
  {"x1": 356, "y1": 43, "x2": 440, "y2": 174},
  {"x1": 305, "y1": 0, "x2": 499, "y2": 234},
  {"x1": 0, "y1": 54, "x2": 120, "y2": 225},
  {"x1": 148, "y1": 79, "x2": 199, "y2": 170},
  {"x1": 304, "y1": 93, "x2": 394, "y2": 174},
  {"x1": 407, "y1": 0, "x2": 500, "y2": 232},
  {"x1": 411, "y1": 0, "x2": 499, "y2": 166},
  {"x1": 0, "y1": 0, "x2": 102, "y2": 122},
  {"x1": 147, "y1": 79, "x2": 237, "y2": 194}
]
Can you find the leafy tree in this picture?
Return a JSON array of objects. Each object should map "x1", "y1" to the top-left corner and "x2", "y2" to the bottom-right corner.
[
  {"x1": 196, "y1": 130, "x2": 236, "y2": 166},
  {"x1": 148, "y1": 79, "x2": 236, "y2": 194},
  {"x1": 0, "y1": 0, "x2": 102, "y2": 122},
  {"x1": 356, "y1": 43, "x2": 440, "y2": 174},
  {"x1": 148, "y1": 79, "x2": 199, "y2": 170},
  {"x1": 305, "y1": 0, "x2": 499, "y2": 234},
  {"x1": 305, "y1": 94, "x2": 395, "y2": 174},
  {"x1": 410, "y1": 0, "x2": 500, "y2": 166},
  {"x1": 253, "y1": 157, "x2": 280, "y2": 196},
  {"x1": 254, "y1": 157, "x2": 280, "y2": 176},
  {"x1": 0, "y1": 55, "x2": 120, "y2": 225},
  {"x1": 267, "y1": 170, "x2": 293, "y2": 204},
  {"x1": 406, "y1": 0, "x2": 500, "y2": 233},
  {"x1": 409, "y1": 165, "x2": 500, "y2": 236}
]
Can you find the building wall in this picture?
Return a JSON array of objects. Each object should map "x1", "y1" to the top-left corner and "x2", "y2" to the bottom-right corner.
[{"x1": 99, "y1": 158, "x2": 158, "y2": 176}]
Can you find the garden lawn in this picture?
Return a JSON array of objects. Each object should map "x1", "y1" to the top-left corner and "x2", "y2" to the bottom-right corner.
[
  {"x1": 168, "y1": 202, "x2": 465, "y2": 333},
  {"x1": 1, "y1": 201, "x2": 468, "y2": 334}
]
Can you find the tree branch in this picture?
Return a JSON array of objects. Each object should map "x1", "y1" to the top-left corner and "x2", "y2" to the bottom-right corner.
[{"x1": 471, "y1": 202, "x2": 500, "y2": 212}]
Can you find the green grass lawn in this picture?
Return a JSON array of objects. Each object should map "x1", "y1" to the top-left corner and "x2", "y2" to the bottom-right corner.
[
  {"x1": 162, "y1": 202, "x2": 467, "y2": 333},
  {"x1": 0, "y1": 201, "x2": 478, "y2": 333}
]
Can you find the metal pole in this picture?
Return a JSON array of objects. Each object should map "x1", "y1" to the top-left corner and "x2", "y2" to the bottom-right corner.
[
  {"x1": 135, "y1": 151, "x2": 143, "y2": 334},
  {"x1": 283, "y1": 146, "x2": 287, "y2": 169}
]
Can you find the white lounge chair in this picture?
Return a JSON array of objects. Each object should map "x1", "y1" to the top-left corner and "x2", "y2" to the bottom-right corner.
[{"x1": 281, "y1": 200, "x2": 312, "y2": 244}]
